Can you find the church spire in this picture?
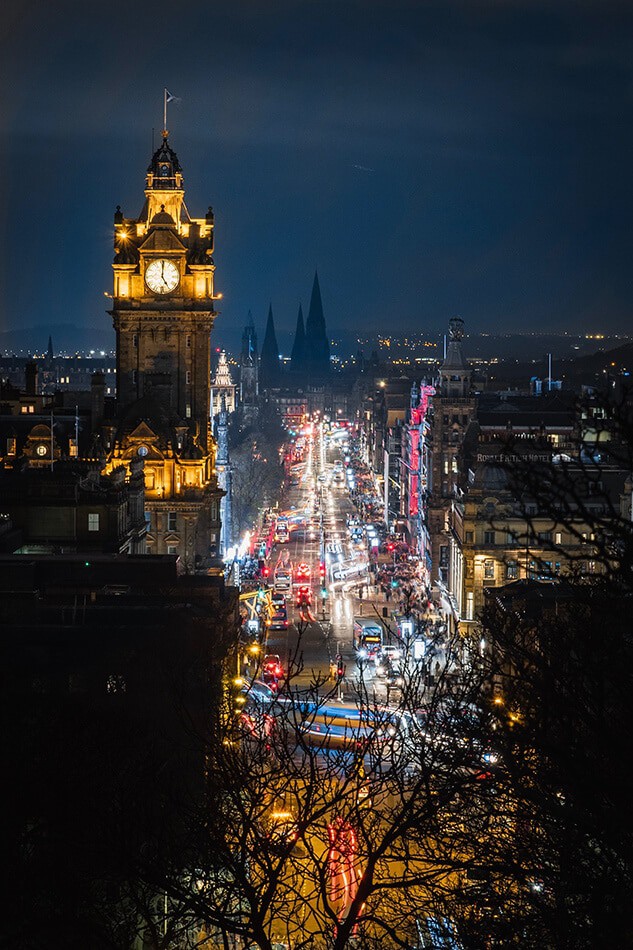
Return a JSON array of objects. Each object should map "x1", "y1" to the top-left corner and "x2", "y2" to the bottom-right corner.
[
  {"x1": 290, "y1": 303, "x2": 305, "y2": 373},
  {"x1": 304, "y1": 270, "x2": 330, "y2": 377},
  {"x1": 260, "y1": 303, "x2": 280, "y2": 390}
]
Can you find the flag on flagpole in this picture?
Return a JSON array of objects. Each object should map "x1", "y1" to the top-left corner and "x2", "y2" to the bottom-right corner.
[{"x1": 163, "y1": 88, "x2": 182, "y2": 133}]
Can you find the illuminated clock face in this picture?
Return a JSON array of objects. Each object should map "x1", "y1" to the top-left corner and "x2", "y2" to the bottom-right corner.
[
  {"x1": 145, "y1": 259, "x2": 180, "y2": 294},
  {"x1": 36, "y1": 444, "x2": 47, "y2": 457}
]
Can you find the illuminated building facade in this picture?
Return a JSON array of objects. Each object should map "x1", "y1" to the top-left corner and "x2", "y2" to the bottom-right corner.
[
  {"x1": 211, "y1": 351, "x2": 237, "y2": 418},
  {"x1": 103, "y1": 132, "x2": 223, "y2": 571}
]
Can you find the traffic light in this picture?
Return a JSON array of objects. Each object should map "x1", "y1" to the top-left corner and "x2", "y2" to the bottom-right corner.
[
  {"x1": 387, "y1": 543, "x2": 395, "y2": 553},
  {"x1": 262, "y1": 565, "x2": 270, "y2": 578},
  {"x1": 319, "y1": 561, "x2": 326, "y2": 579}
]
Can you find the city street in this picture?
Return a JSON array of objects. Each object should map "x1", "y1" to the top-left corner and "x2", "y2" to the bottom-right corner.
[{"x1": 262, "y1": 424, "x2": 394, "y2": 698}]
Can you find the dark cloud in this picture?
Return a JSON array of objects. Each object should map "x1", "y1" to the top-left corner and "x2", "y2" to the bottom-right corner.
[{"x1": 1, "y1": 0, "x2": 632, "y2": 348}]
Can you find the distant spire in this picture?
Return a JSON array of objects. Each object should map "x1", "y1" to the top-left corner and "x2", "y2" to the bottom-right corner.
[
  {"x1": 290, "y1": 303, "x2": 306, "y2": 372},
  {"x1": 260, "y1": 303, "x2": 280, "y2": 389},
  {"x1": 304, "y1": 270, "x2": 330, "y2": 377},
  {"x1": 47, "y1": 335, "x2": 54, "y2": 362},
  {"x1": 241, "y1": 311, "x2": 258, "y2": 365}
]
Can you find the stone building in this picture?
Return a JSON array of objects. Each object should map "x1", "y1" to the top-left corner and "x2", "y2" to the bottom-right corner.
[
  {"x1": 211, "y1": 350, "x2": 237, "y2": 418},
  {"x1": 101, "y1": 131, "x2": 224, "y2": 571}
]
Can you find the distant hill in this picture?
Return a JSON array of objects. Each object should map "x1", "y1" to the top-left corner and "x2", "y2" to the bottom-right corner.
[{"x1": 0, "y1": 324, "x2": 114, "y2": 356}]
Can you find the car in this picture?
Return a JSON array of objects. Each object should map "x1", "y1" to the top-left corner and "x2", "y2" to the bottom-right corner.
[
  {"x1": 295, "y1": 585, "x2": 312, "y2": 608},
  {"x1": 269, "y1": 605, "x2": 288, "y2": 630},
  {"x1": 385, "y1": 665, "x2": 405, "y2": 690},
  {"x1": 295, "y1": 562, "x2": 311, "y2": 583},
  {"x1": 380, "y1": 644, "x2": 404, "y2": 663},
  {"x1": 274, "y1": 570, "x2": 292, "y2": 592},
  {"x1": 263, "y1": 654, "x2": 284, "y2": 679},
  {"x1": 240, "y1": 679, "x2": 276, "y2": 705}
]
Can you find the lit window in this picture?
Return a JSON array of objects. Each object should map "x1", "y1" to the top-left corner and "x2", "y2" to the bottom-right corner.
[
  {"x1": 186, "y1": 404, "x2": 192, "y2": 418},
  {"x1": 106, "y1": 674, "x2": 126, "y2": 694},
  {"x1": 506, "y1": 560, "x2": 518, "y2": 580},
  {"x1": 167, "y1": 545, "x2": 178, "y2": 556},
  {"x1": 167, "y1": 511, "x2": 177, "y2": 531},
  {"x1": 555, "y1": 531, "x2": 562, "y2": 545},
  {"x1": 7, "y1": 437, "x2": 17, "y2": 455},
  {"x1": 69, "y1": 439, "x2": 78, "y2": 458},
  {"x1": 137, "y1": 444, "x2": 148, "y2": 457},
  {"x1": 88, "y1": 513, "x2": 100, "y2": 532},
  {"x1": 484, "y1": 559, "x2": 495, "y2": 579},
  {"x1": 466, "y1": 591, "x2": 474, "y2": 620}
]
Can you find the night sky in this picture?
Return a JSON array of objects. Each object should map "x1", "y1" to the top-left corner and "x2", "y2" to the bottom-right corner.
[{"x1": 1, "y1": 0, "x2": 632, "y2": 353}]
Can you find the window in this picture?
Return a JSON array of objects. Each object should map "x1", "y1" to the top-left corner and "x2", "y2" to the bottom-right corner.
[
  {"x1": 484, "y1": 559, "x2": 495, "y2": 579},
  {"x1": 484, "y1": 530, "x2": 495, "y2": 545},
  {"x1": 538, "y1": 531, "x2": 552, "y2": 544},
  {"x1": 451, "y1": 457, "x2": 458, "y2": 472},
  {"x1": 506, "y1": 560, "x2": 518, "y2": 580},
  {"x1": 186, "y1": 370, "x2": 191, "y2": 384},
  {"x1": 137, "y1": 444, "x2": 148, "y2": 457},
  {"x1": 7, "y1": 437, "x2": 16, "y2": 456},
  {"x1": 443, "y1": 459, "x2": 449, "y2": 475},
  {"x1": 106, "y1": 674, "x2": 126, "y2": 694},
  {"x1": 465, "y1": 531, "x2": 474, "y2": 544},
  {"x1": 167, "y1": 545, "x2": 178, "y2": 556},
  {"x1": 466, "y1": 591, "x2": 474, "y2": 621},
  {"x1": 167, "y1": 511, "x2": 177, "y2": 531},
  {"x1": 555, "y1": 531, "x2": 562, "y2": 545},
  {"x1": 88, "y1": 513, "x2": 100, "y2": 532},
  {"x1": 186, "y1": 404, "x2": 192, "y2": 418},
  {"x1": 69, "y1": 439, "x2": 78, "y2": 458}
]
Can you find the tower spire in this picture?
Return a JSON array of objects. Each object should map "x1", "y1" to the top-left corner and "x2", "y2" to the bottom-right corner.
[
  {"x1": 304, "y1": 270, "x2": 330, "y2": 377},
  {"x1": 260, "y1": 303, "x2": 280, "y2": 390},
  {"x1": 290, "y1": 303, "x2": 305, "y2": 373}
]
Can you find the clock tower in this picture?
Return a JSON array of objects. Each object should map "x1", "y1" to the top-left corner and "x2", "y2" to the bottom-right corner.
[{"x1": 104, "y1": 131, "x2": 224, "y2": 572}]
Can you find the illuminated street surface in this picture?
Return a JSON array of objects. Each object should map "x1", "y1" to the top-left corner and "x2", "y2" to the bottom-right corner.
[{"x1": 263, "y1": 421, "x2": 385, "y2": 697}]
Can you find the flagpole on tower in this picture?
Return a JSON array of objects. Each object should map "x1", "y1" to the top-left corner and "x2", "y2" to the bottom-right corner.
[{"x1": 163, "y1": 87, "x2": 168, "y2": 136}]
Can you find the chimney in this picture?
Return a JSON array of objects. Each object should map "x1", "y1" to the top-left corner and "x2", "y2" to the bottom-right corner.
[
  {"x1": 91, "y1": 372, "x2": 106, "y2": 428},
  {"x1": 25, "y1": 361, "x2": 38, "y2": 396}
]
